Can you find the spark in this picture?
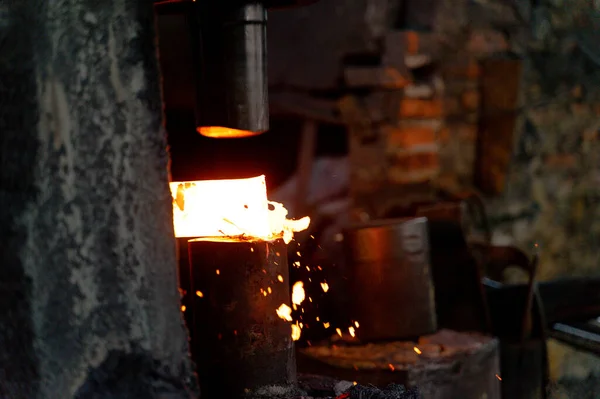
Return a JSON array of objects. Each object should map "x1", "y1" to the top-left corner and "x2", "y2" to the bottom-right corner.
[
  {"x1": 320, "y1": 282, "x2": 329, "y2": 292},
  {"x1": 196, "y1": 291, "x2": 203, "y2": 297},
  {"x1": 414, "y1": 346, "x2": 422, "y2": 355},
  {"x1": 349, "y1": 327, "x2": 356, "y2": 337},
  {"x1": 323, "y1": 322, "x2": 330, "y2": 329},
  {"x1": 276, "y1": 304, "x2": 293, "y2": 321},
  {"x1": 277, "y1": 275, "x2": 284, "y2": 282},
  {"x1": 336, "y1": 328, "x2": 342, "y2": 337},
  {"x1": 292, "y1": 281, "x2": 305, "y2": 308},
  {"x1": 291, "y1": 323, "x2": 301, "y2": 341},
  {"x1": 181, "y1": 305, "x2": 186, "y2": 312},
  {"x1": 216, "y1": 269, "x2": 220, "y2": 275}
]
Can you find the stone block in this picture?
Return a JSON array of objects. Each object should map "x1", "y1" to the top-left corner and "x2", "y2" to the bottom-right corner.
[
  {"x1": 404, "y1": 83, "x2": 437, "y2": 99},
  {"x1": 399, "y1": 98, "x2": 444, "y2": 118},
  {"x1": 383, "y1": 121, "x2": 441, "y2": 149},
  {"x1": 389, "y1": 150, "x2": 440, "y2": 171}
]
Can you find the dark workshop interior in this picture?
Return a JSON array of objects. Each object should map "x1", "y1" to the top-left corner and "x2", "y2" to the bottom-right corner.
[{"x1": 1, "y1": 0, "x2": 600, "y2": 398}]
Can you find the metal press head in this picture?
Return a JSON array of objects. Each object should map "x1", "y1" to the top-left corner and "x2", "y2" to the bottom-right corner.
[{"x1": 191, "y1": 1, "x2": 268, "y2": 138}]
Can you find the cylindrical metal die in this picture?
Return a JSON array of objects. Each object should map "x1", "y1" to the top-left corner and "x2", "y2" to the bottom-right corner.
[
  {"x1": 344, "y1": 217, "x2": 437, "y2": 341},
  {"x1": 188, "y1": 238, "x2": 296, "y2": 398},
  {"x1": 191, "y1": 2, "x2": 268, "y2": 137}
]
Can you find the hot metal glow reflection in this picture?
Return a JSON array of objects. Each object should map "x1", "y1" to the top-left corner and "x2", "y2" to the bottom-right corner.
[{"x1": 170, "y1": 175, "x2": 310, "y2": 243}]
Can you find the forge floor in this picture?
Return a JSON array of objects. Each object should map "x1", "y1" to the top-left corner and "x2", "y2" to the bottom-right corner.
[{"x1": 294, "y1": 329, "x2": 501, "y2": 399}]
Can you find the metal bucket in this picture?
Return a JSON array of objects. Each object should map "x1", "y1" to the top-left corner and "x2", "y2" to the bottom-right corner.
[{"x1": 343, "y1": 217, "x2": 437, "y2": 341}]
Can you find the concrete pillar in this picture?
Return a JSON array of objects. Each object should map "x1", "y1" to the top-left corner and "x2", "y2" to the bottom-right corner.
[{"x1": 0, "y1": 1, "x2": 198, "y2": 398}]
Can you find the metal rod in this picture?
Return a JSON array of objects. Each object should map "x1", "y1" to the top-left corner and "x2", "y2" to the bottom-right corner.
[
  {"x1": 191, "y1": 2, "x2": 269, "y2": 137},
  {"x1": 188, "y1": 237, "x2": 296, "y2": 398}
]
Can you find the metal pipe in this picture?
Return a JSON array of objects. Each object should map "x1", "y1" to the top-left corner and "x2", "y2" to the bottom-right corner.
[
  {"x1": 343, "y1": 217, "x2": 437, "y2": 341},
  {"x1": 191, "y1": 2, "x2": 268, "y2": 138},
  {"x1": 188, "y1": 237, "x2": 296, "y2": 398}
]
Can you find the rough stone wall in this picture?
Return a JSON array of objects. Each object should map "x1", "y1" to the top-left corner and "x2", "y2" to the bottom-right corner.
[
  {"x1": 434, "y1": 0, "x2": 600, "y2": 281},
  {"x1": 433, "y1": 0, "x2": 600, "y2": 396},
  {"x1": 0, "y1": 1, "x2": 197, "y2": 398}
]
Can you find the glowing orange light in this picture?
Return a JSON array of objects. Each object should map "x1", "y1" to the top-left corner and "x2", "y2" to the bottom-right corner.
[
  {"x1": 292, "y1": 281, "x2": 305, "y2": 310},
  {"x1": 197, "y1": 126, "x2": 263, "y2": 138},
  {"x1": 414, "y1": 346, "x2": 422, "y2": 355},
  {"x1": 388, "y1": 364, "x2": 395, "y2": 371},
  {"x1": 291, "y1": 323, "x2": 301, "y2": 341},
  {"x1": 320, "y1": 282, "x2": 329, "y2": 292},
  {"x1": 276, "y1": 304, "x2": 293, "y2": 321},
  {"x1": 170, "y1": 175, "x2": 310, "y2": 243},
  {"x1": 196, "y1": 291, "x2": 203, "y2": 297}
]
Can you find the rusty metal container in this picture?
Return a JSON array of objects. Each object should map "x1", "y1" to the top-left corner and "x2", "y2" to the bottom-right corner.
[
  {"x1": 188, "y1": 237, "x2": 296, "y2": 398},
  {"x1": 343, "y1": 217, "x2": 437, "y2": 341}
]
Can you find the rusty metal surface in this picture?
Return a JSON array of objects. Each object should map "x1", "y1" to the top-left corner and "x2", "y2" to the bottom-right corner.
[
  {"x1": 343, "y1": 217, "x2": 437, "y2": 341},
  {"x1": 188, "y1": 238, "x2": 296, "y2": 398}
]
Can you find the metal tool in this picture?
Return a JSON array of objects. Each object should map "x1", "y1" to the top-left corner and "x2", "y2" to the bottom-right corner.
[{"x1": 154, "y1": 0, "x2": 319, "y2": 138}]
